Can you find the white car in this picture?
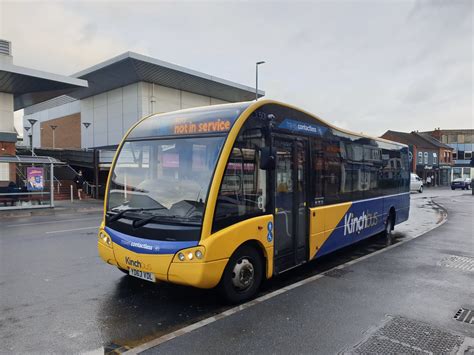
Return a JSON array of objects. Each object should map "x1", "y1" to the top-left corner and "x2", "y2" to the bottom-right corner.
[{"x1": 410, "y1": 173, "x2": 423, "y2": 193}]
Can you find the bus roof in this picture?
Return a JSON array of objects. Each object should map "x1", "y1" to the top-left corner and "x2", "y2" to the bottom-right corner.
[{"x1": 126, "y1": 99, "x2": 406, "y2": 148}]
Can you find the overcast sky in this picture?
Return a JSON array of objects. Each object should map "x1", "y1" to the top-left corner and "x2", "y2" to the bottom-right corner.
[{"x1": 1, "y1": 0, "x2": 472, "y2": 136}]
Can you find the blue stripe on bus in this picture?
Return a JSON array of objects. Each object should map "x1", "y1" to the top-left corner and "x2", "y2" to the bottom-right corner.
[
  {"x1": 316, "y1": 192, "x2": 410, "y2": 257},
  {"x1": 105, "y1": 227, "x2": 198, "y2": 255}
]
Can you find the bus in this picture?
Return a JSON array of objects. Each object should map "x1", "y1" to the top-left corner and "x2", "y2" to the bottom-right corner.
[{"x1": 98, "y1": 100, "x2": 410, "y2": 303}]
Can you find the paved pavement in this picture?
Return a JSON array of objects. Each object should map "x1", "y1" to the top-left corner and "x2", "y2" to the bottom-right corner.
[
  {"x1": 134, "y1": 190, "x2": 474, "y2": 354},
  {"x1": 0, "y1": 188, "x2": 468, "y2": 354},
  {"x1": 0, "y1": 199, "x2": 103, "y2": 219}
]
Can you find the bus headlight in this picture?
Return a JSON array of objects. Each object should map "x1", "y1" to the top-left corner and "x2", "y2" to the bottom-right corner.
[
  {"x1": 175, "y1": 246, "x2": 205, "y2": 262},
  {"x1": 99, "y1": 231, "x2": 111, "y2": 246}
]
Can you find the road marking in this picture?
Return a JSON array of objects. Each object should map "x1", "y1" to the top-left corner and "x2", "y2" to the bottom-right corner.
[
  {"x1": 46, "y1": 226, "x2": 100, "y2": 234},
  {"x1": 7, "y1": 217, "x2": 100, "y2": 228},
  {"x1": 122, "y1": 201, "x2": 448, "y2": 355}
]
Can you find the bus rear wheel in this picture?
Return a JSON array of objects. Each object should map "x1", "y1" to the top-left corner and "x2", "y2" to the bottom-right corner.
[
  {"x1": 219, "y1": 245, "x2": 263, "y2": 304},
  {"x1": 384, "y1": 213, "x2": 395, "y2": 246}
]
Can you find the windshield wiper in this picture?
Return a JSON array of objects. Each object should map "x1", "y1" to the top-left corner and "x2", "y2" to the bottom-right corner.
[
  {"x1": 132, "y1": 215, "x2": 200, "y2": 229},
  {"x1": 107, "y1": 207, "x2": 166, "y2": 223}
]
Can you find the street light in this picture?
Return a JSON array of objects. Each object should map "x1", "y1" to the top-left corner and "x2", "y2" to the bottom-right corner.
[
  {"x1": 82, "y1": 122, "x2": 91, "y2": 149},
  {"x1": 256, "y1": 61, "x2": 265, "y2": 101},
  {"x1": 27, "y1": 119, "x2": 38, "y2": 156},
  {"x1": 24, "y1": 127, "x2": 30, "y2": 149},
  {"x1": 50, "y1": 125, "x2": 58, "y2": 149}
]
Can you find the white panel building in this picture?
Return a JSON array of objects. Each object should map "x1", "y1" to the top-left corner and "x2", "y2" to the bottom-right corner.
[{"x1": 23, "y1": 52, "x2": 263, "y2": 150}]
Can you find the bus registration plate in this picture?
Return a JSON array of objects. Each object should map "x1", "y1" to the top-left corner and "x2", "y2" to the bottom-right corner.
[{"x1": 129, "y1": 268, "x2": 156, "y2": 282}]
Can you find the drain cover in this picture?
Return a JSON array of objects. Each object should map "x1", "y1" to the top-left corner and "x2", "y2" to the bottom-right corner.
[
  {"x1": 349, "y1": 316, "x2": 464, "y2": 354},
  {"x1": 454, "y1": 308, "x2": 474, "y2": 324},
  {"x1": 439, "y1": 255, "x2": 474, "y2": 272}
]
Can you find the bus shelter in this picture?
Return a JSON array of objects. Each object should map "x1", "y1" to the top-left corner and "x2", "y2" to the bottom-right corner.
[{"x1": 0, "y1": 155, "x2": 64, "y2": 210}]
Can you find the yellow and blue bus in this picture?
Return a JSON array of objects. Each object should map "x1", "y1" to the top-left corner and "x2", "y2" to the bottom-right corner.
[{"x1": 98, "y1": 100, "x2": 410, "y2": 302}]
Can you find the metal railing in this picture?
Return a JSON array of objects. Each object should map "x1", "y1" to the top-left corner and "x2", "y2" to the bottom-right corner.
[{"x1": 84, "y1": 181, "x2": 101, "y2": 199}]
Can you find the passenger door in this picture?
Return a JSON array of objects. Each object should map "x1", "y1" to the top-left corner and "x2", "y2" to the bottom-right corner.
[{"x1": 273, "y1": 136, "x2": 308, "y2": 273}]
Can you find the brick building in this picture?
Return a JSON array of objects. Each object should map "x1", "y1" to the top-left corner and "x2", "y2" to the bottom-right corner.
[
  {"x1": 381, "y1": 130, "x2": 453, "y2": 185},
  {"x1": 423, "y1": 129, "x2": 474, "y2": 181}
]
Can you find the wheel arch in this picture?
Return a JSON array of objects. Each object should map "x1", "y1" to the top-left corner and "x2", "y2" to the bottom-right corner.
[{"x1": 226, "y1": 239, "x2": 271, "y2": 281}]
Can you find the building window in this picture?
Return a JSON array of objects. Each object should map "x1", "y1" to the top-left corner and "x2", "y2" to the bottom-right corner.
[
  {"x1": 458, "y1": 134, "x2": 465, "y2": 143},
  {"x1": 0, "y1": 163, "x2": 9, "y2": 181},
  {"x1": 465, "y1": 151, "x2": 472, "y2": 160},
  {"x1": 433, "y1": 153, "x2": 437, "y2": 165},
  {"x1": 463, "y1": 168, "x2": 471, "y2": 179},
  {"x1": 424, "y1": 152, "x2": 428, "y2": 164},
  {"x1": 418, "y1": 152, "x2": 423, "y2": 164},
  {"x1": 452, "y1": 151, "x2": 457, "y2": 160},
  {"x1": 441, "y1": 135, "x2": 448, "y2": 143},
  {"x1": 453, "y1": 167, "x2": 462, "y2": 179}
]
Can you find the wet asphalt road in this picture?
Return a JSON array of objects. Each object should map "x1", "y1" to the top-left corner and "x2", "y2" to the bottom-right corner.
[{"x1": 0, "y1": 189, "x2": 453, "y2": 354}]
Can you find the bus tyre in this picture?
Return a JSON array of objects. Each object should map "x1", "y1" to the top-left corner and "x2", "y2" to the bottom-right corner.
[
  {"x1": 219, "y1": 246, "x2": 263, "y2": 304},
  {"x1": 384, "y1": 215, "x2": 394, "y2": 246},
  {"x1": 418, "y1": 186, "x2": 423, "y2": 193}
]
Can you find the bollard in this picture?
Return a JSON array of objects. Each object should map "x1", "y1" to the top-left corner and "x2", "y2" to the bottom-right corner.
[{"x1": 70, "y1": 184, "x2": 74, "y2": 202}]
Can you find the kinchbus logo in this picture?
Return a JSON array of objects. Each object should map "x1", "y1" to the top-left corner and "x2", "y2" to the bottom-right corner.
[
  {"x1": 344, "y1": 210, "x2": 379, "y2": 236},
  {"x1": 125, "y1": 257, "x2": 142, "y2": 268}
]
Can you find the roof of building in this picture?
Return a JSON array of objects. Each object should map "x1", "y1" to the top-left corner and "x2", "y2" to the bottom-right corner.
[
  {"x1": 417, "y1": 132, "x2": 453, "y2": 150},
  {"x1": 381, "y1": 130, "x2": 435, "y2": 149},
  {"x1": 68, "y1": 51, "x2": 264, "y2": 103},
  {"x1": 0, "y1": 61, "x2": 88, "y2": 110},
  {"x1": 24, "y1": 95, "x2": 78, "y2": 115},
  {"x1": 0, "y1": 155, "x2": 64, "y2": 164},
  {"x1": 423, "y1": 129, "x2": 474, "y2": 134}
]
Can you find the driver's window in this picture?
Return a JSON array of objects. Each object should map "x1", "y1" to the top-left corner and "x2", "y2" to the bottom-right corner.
[{"x1": 213, "y1": 121, "x2": 267, "y2": 232}]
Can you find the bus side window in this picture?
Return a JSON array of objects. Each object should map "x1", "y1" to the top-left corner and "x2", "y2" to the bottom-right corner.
[{"x1": 212, "y1": 122, "x2": 267, "y2": 233}]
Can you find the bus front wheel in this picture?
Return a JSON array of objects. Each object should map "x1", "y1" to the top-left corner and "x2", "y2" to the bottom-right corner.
[{"x1": 218, "y1": 245, "x2": 263, "y2": 304}]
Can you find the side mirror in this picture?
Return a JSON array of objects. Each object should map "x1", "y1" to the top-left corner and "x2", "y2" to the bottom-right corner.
[{"x1": 260, "y1": 147, "x2": 276, "y2": 170}]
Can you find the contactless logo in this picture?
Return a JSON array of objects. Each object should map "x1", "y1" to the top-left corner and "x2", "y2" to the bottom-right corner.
[{"x1": 267, "y1": 221, "x2": 273, "y2": 242}]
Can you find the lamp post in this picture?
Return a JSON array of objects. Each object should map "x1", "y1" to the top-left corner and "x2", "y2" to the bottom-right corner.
[
  {"x1": 24, "y1": 126, "x2": 30, "y2": 142},
  {"x1": 24, "y1": 126, "x2": 30, "y2": 149},
  {"x1": 82, "y1": 122, "x2": 91, "y2": 149},
  {"x1": 50, "y1": 125, "x2": 58, "y2": 149},
  {"x1": 27, "y1": 119, "x2": 38, "y2": 156},
  {"x1": 256, "y1": 61, "x2": 265, "y2": 101}
]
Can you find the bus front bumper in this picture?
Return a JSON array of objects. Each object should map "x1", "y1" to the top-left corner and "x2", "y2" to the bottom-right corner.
[
  {"x1": 168, "y1": 258, "x2": 228, "y2": 289},
  {"x1": 98, "y1": 238, "x2": 227, "y2": 288}
]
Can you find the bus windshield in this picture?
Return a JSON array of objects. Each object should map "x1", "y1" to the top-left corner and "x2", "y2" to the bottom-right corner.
[{"x1": 107, "y1": 136, "x2": 225, "y2": 224}]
